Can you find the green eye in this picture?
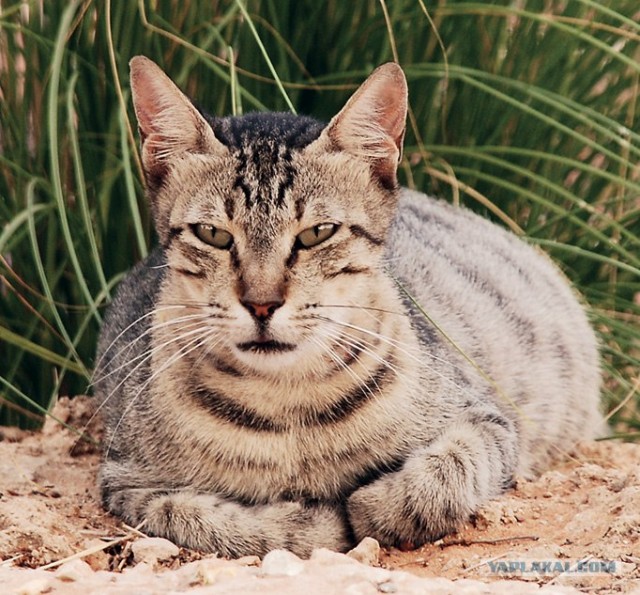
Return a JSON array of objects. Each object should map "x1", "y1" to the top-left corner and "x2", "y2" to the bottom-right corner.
[
  {"x1": 192, "y1": 224, "x2": 233, "y2": 249},
  {"x1": 296, "y1": 223, "x2": 339, "y2": 249}
]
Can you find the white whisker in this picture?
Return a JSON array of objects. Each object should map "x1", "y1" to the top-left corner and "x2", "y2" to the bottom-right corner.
[
  {"x1": 92, "y1": 305, "x2": 187, "y2": 380},
  {"x1": 105, "y1": 326, "x2": 218, "y2": 457},
  {"x1": 320, "y1": 327, "x2": 403, "y2": 376},
  {"x1": 312, "y1": 303, "x2": 405, "y2": 317},
  {"x1": 91, "y1": 313, "x2": 213, "y2": 387},
  {"x1": 307, "y1": 335, "x2": 382, "y2": 404},
  {"x1": 312, "y1": 314, "x2": 425, "y2": 366},
  {"x1": 82, "y1": 316, "x2": 223, "y2": 453},
  {"x1": 313, "y1": 314, "x2": 480, "y2": 397}
]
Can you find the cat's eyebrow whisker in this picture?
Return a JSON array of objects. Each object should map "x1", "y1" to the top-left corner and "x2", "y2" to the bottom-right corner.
[{"x1": 105, "y1": 327, "x2": 217, "y2": 457}]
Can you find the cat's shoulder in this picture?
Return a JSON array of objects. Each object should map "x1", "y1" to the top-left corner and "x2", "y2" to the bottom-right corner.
[
  {"x1": 396, "y1": 188, "x2": 504, "y2": 234},
  {"x1": 112, "y1": 245, "x2": 166, "y2": 302},
  {"x1": 393, "y1": 188, "x2": 529, "y2": 255}
]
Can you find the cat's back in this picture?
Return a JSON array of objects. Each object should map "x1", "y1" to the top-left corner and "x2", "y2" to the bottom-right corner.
[
  {"x1": 389, "y1": 189, "x2": 581, "y2": 313},
  {"x1": 388, "y1": 189, "x2": 603, "y2": 473}
]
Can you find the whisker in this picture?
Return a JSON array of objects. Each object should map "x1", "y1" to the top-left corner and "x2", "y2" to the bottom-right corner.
[
  {"x1": 160, "y1": 300, "x2": 230, "y2": 311},
  {"x1": 92, "y1": 305, "x2": 187, "y2": 380},
  {"x1": 309, "y1": 304, "x2": 405, "y2": 317},
  {"x1": 105, "y1": 327, "x2": 217, "y2": 457},
  {"x1": 190, "y1": 332, "x2": 226, "y2": 370},
  {"x1": 90, "y1": 313, "x2": 214, "y2": 388},
  {"x1": 320, "y1": 327, "x2": 403, "y2": 376},
  {"x1": 312, "y1": 314, "x2": 425, "y2": 366},
  {"x1": 313, "y1": 314, "x2": 479, "y2": 396},
  {"x1": 82, "y1": 320, "x2": 220, "y2": 444},
  {"x1": 97, "y1": 322, "x2": 217, "y2": 406},
  {"x1": 308, "y1": 334, "x2": 382, "y2": 405},
  {"x1": 319, "y1": 327, "x2": 446, "y2": 400}
]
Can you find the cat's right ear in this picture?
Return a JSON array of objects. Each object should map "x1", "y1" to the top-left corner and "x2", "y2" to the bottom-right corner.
[
  {"x1": 129, "y1": 56, "x2": 227, "y2": 187},
  {"x1": 312, "y1": 63, "x2": 408, "y2": 189}
]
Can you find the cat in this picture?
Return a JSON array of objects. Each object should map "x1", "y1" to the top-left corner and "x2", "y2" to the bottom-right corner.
[{"x1": 94, "y1": 56, "x2": 604, "y2": 558}]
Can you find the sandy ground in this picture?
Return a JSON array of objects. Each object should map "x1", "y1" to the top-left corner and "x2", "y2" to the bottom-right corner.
[{"x1": 0, "y1": 397, "x2": 639, "y2": 594}]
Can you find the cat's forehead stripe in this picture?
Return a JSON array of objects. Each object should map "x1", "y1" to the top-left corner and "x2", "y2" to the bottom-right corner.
[
  {"x1": 208, "y1": 112, "x2": 325, "y2": 215},
  {"x1": 208, "y1": 112, "x2": 325, "y2": 151},
  {"x1": 232, "y1": 142, "x2": 293, "y2": 212}
]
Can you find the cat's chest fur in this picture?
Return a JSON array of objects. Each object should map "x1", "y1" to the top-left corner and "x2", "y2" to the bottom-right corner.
[{"x1": 141, "y1": 309, "x2": 429, "y2": 504}]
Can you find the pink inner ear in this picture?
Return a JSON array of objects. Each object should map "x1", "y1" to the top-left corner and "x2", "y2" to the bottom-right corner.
[
  {"x1": 373, "y1": 80, "x2": 407, "y2": 153},
  {"x1": 129, "y1": 56, "x2": 227, "y2": 168},
  {"x1": 133, "y1": 93, "x2": 159, "y2": 139},
  {"x1": 130, "y1": 65, "x2": 167, "y2": 140},
  {"x1": 131, "y1": 89, "x2": 173, "y2": 176},
  {"x1": 325, "y1": 63, "x2": 407, "y2": 184}
]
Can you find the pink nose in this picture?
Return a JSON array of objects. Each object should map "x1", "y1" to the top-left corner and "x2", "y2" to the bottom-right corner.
[{"x1": 241, "y1": 300, "x2": 283, "y2": 321}]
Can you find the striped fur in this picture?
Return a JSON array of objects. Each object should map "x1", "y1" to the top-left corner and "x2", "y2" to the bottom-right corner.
[{"x1": 95, "y1": 57, "x2": 603, "y2": 558}]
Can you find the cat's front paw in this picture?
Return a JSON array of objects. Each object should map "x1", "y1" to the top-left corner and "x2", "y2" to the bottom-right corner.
[
  {"x1": 144, "y1": 492, "x2": 351, "y2": 558},
  {"x1": 347, "y1": 461, "x2": 474, "y2": 549}
]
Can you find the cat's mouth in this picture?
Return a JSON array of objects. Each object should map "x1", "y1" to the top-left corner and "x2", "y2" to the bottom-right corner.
[{"x1": 236, "y1": 339, "x2": 297, "y2": 354}]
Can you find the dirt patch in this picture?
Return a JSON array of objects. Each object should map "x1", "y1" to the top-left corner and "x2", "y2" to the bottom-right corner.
[{"x1": 0, "y1": 397, "x2": 638, "y2": 593}]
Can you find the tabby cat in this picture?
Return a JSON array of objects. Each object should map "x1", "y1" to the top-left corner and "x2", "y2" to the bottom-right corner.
[{"x1": 95, "y1": 56, "x2": 603, "y2": 558}]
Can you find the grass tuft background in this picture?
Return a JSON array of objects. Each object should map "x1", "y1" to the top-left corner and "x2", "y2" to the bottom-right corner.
[{"x1": 0, "y1": 0, "x2": 639, "y2": 436}]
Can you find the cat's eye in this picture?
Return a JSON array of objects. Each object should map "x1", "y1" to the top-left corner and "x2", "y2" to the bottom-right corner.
[
  {"x1": 296, "y1": 223, "x2": 339, "y2": 249},
  {"x1": 192, "y1": 224, "x2": 233, "y2": 249}
]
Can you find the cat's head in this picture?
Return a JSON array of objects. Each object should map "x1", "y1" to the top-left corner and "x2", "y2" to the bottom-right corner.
[{"x1": 130, "y1": 56, "x2": 408, "y2": 376}]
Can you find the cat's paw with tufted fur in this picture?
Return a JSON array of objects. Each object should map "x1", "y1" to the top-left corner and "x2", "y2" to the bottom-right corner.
[
  {"x1": 347, "y1": 462, "x2": 472, "y2": 548},
  {"x1": 139, "y1": 491, "x2": 351, "y2": 558},
  {"x1": 346, "y1": 423, "x2": 513, "y2": 549}
]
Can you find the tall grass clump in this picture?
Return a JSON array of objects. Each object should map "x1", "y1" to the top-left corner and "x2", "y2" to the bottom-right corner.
[{"x1": 0, "y1": 0, "x2": 638, "y2": 435}]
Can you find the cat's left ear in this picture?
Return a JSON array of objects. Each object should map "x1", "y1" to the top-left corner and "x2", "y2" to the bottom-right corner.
[
  {"x1": 316, "y1": 63, "x2": 407, "y2": 188},
  {"x1": 129, "y1": 56, "x2": 227, "y2": 187}
]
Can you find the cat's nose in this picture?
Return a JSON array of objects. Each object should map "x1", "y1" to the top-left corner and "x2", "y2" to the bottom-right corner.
[{"x1": 241, "y1": 299, "x2": 284, "y2": 321}]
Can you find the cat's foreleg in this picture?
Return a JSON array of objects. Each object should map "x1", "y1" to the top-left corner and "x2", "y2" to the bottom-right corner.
[
  {"x1": 347, "y1": 408, "x2": 518, "y2": 548},
  {"x1": 103, "y1": 487, "x2": 351, "y2": 558}
]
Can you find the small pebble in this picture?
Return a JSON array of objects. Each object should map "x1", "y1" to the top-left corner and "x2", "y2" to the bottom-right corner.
[
  {"x1": 131, "y1": 537, "x2": 179, "y2": 565},
  {"x1": 347, "y1": 537, "x2": 380, "y2": 566},
  {"x1": 261, "y1": 549, "x2": 305, "y2": 577},
  {"x1": 55, "y1": 559, "x2": 94, "y2": 581},
  {"x1": 311, "y1": 548, "x2": 358, "y2": 565},
  {"x1": 16, "y1": 578, "x2": 51, "y2": 595},
  {"x1": 377, "y1": 581, "x2": 398, "y2": 593},
  {"x1": 197, "y1": 562, "x2": 239, "y2": 585},
  {"x1": 236, "y1": 555, "x2": 261, "y2": 566}
]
